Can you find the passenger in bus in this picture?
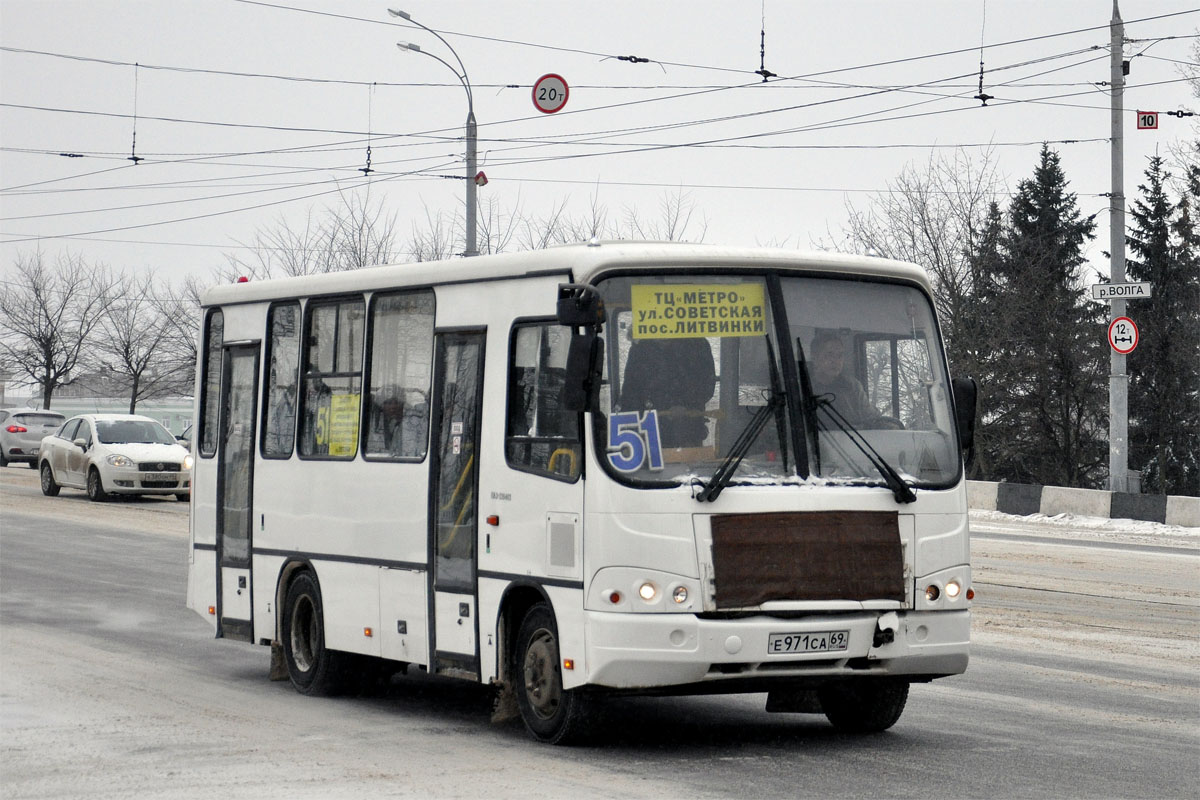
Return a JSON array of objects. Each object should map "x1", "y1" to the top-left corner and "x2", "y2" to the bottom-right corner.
[
  {"x1": 619, "y1": 337, "x2": 716, "y2": 448},
  {"x1": 808, "y1": 331, "x2": 874, "y2": 425}
]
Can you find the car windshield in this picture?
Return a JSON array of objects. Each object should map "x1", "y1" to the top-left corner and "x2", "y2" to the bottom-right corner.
[
  {"x1": 96, "y1": 419, "x2": 177, "y2": 445},
  {"x1": 593, "y1": 271, "x2": 960, "y2": 491}
]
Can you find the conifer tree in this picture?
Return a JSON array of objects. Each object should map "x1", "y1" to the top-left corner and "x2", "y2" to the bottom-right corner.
[
  {"x1": 981, "y1": 146, "x2": 1106, "y2": 487},
  {"x1": 1127, "y1": 156, "x2": 1200, "y2": 495}
]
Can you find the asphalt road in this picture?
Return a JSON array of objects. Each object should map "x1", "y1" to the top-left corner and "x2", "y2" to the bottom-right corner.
[{"x1": 2, "y1": 464, "x2": 1197, "y2": 799}]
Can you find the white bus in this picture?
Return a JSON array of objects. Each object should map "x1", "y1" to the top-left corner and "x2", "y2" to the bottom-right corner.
[{"x1": 186, "y1": 241, "x2": 976, "y2": 744}]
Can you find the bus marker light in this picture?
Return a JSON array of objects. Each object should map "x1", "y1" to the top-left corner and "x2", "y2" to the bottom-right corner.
[
  {"x1": 966, "y1": 587, "x2": 975, "y2": 601},
  {"x1": 208, "y1": 606, "x2": 216, "y2": 615},
  {"x1": 486, "y1": 515, "x2": 499, "y2": 526},
  {"x1": 638, "y1": 582, "x2": 657, "y2": 602},
  {"x1": 945, "y1": 580, "x2": 961, "y2": 599},
  {"x1": 925, "y1": 584, "x2": 940, "y2": 602},
  {"x1": 607, "y1": 591, "x2": 622, "y2": 604},
  {"x1": 364, "y1": 627, "x2": 373, "y2": 637},
  {"x1": 562, "y1": 659, "x2": 574, "y2": 670}
]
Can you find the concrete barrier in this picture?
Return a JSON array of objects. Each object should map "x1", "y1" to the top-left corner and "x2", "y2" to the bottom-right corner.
[{"x1": 966, "y1": 480, "x2": 1199, "y2": 528}]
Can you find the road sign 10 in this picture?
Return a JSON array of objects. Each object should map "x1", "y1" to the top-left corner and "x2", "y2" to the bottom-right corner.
[
  {"x1": 1108, "y1": 316, "x2": 1139, "y2": 354},
  {"x1": 1137, "y1": 111, "x2": 1158, "y2": 130}
]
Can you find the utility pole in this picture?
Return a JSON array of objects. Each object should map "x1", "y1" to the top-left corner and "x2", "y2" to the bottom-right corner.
[{"x1": 1108, "y1": 0, "x2": 1129, "y2": 492}]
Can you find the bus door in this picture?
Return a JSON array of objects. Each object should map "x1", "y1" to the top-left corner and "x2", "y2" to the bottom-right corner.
[
  {"x1": 216, "y1": 343, "x2": 259, "y2": 643},
  {"x1": 428, "y1": 330, "x2": 485, "y2": 679}
]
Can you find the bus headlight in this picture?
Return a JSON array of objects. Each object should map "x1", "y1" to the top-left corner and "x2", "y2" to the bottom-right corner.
[
  {"x1": 945, "y1": 580, "x2": 962, "y2": 599},
  {"x1": 672, "y1": 585, "x2": 689, "y2": 604},
  {"x1": 638, "y1": 582, "x2": 658, "y2": 602}
]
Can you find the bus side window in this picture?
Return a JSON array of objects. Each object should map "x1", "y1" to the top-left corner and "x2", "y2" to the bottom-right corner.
[
  {"x1": 198, "y1": 309, "x2": 223, "y2": 458},
  {"x1": 363, "y1": 290, "x2": 435, "y2": 460},
  {"x1": 262, "y1": 302, "x2": 300, "y2": 458},
  {"x1": 505, "y1": 322, "x2": 581, "y2": 481},
  {"x1": 298, "y1": 297, "x2": 364, "y2": 459}
]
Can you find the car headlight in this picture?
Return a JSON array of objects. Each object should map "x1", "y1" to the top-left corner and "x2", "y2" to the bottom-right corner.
[
  {"x1": 106, "y1": 454, "x2": 134, "y2": 468},
  {"x1": 183, "y1": 454, "x2": 194, "y2": 471}
]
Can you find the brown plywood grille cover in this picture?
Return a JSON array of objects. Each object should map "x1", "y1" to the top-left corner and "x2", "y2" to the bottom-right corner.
[{"x1": 710, "y1": 511, "x2": 903, "y2": 607}]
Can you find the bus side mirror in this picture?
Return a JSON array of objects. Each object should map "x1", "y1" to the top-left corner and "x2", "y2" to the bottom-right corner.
[
  {"x1": 952, "y1": 376, "x2": 977, "y2": 452},
  {"x1": 557, "y1": 284, "x2": 606, "y2": 412}
]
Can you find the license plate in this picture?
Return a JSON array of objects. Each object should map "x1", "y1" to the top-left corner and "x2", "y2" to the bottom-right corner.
[
  {"x1": 768, "y1": 630, "x2": 850, "y2": 655},
  {"x1": 143, "y1": 472, "x2": 174, "y2": 482}
]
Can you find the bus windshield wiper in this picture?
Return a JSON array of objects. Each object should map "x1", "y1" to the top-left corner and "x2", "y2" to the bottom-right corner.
[
  {"x1": 795, "y1": 337, "x2": 914, "y2": 504},
  {"x1": 695, "y1": 390, "x2": 784, "y2": 503},
  {"x1": 696, "y1": 337, "x2": 788, "y2": 503},
  {"x1": 812, "y1": 400, "x2": 916, "y2": 504}
]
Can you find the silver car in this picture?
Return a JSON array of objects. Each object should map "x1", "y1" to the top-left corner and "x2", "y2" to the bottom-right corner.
[
  {"x1": 0, "y1": 409, "x2": 66, "y2": 468},
  {"x1": 39, "y1": 413, "x2": 193, "y2": 501}
]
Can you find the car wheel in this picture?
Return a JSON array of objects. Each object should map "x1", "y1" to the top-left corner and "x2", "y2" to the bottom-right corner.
[
  {"x1": 513, "y1": 603, "x2": 593, "y2": 745},
  {"x1": 175, "y1": 492, "x2": 190, "y2": 502},
  {"x1": 40, "y1": 462, "x2": 61, "y2": 497},
  {"x1": 86, "y1": 467, "x2": 109, "y2": 502},
  {"x1": 27, "y1": 461, "x2": 38, "y2": 469}
]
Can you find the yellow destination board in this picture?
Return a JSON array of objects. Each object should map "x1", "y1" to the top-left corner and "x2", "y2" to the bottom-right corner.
[{"x1": 630, "y1": 283, "x2": 766, "y2": 339}]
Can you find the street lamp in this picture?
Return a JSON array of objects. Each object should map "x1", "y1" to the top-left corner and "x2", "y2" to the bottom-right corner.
[{"x1": 388, "y1": 8, "x2": 479, "y2": 257}]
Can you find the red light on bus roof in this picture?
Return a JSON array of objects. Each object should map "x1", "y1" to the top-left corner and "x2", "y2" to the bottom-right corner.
[{"x1": 236, "y1": 276, "x2": 250, "y2": 283}]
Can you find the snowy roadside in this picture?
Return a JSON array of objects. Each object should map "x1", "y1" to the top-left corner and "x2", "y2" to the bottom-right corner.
[{"x1": 971, "y1": 508, "x2": 1200, "y2": 550}]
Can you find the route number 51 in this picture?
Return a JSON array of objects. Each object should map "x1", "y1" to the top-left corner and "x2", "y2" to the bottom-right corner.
[{"x1": 607, "y1": 410, "x2": 664, "y2": 472}]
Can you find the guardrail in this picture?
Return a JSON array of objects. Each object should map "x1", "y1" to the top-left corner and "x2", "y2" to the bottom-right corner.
[{"x1": 967, "y1": 480, "x2": 1199, "y2": 527}]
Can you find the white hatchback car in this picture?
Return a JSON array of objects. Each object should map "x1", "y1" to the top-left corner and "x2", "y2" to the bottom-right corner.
[{"x1": 39, "y1": 414, "x2": 194, "y2": 502}]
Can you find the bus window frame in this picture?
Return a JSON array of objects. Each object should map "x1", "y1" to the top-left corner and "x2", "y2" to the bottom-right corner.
[
  {"x1": 361, "y1": 287, "x2": 436, "y2": 464},
  {"x1": 503, "y1": 315, "x2": 584, "y2": 484},
  {"x1": 260, "y1": 300, "x2": 302, "y2": 460},
  {"x1": 296, "y1": 293, "x2": 366, "y2": 462},
  {"x1": 198, "y1": 308, "x2": 224, "y2": 459}
]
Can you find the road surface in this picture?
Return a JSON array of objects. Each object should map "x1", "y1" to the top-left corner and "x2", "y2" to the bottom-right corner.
[{"x1": 2, "y1": 464, "x2": 1197, "y2": 798}]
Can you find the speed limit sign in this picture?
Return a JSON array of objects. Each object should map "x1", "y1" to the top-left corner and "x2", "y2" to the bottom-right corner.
[{"x1": 532, "y1": 73, "x2": 569, "y2": 114}]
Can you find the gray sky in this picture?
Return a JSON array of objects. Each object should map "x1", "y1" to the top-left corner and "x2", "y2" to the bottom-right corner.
[{"x1": 1, "y1": 0, "x2": 1196, "y2": 286}]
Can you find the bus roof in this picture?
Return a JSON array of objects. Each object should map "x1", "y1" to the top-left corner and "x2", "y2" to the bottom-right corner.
[{"x1": 201, "y1": 241, "x2": 931, "y2": 308}]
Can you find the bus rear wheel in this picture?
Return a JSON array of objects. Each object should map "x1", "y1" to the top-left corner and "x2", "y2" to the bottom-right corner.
[
  {"x1": 282, "y1": 572, "x2": 350, "y2": 696},
  {"x1": 818, "y1": 678, "x2": 909, "y2": 733},
  {"x1": 513, "y1": 603, "x2": 591, "y2": 745}
]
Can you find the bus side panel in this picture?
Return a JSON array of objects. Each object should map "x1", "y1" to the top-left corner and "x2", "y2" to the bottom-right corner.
[
  {"x1": 187, "y1": 547, "x2": 218, "y2": 630},
  {"x1": 379, "y1": 568, "x2": 428, "y2": 666},
  {"x1": 315, "y1": 560, "x2": 382, "y2": 657}
]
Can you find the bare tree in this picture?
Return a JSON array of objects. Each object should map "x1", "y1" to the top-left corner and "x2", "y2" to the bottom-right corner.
[
  {"x1": 156, "y1": 273, "x2": 208, "y2": 388},
  {"x1": 223, "y1": 191, "x2": 401, "y2": 280},
  {"x1": 0, "y1": 250, "x2": 119, "y2": 409},
  {"x1": 93, "y1": 272, "x2": 194, "y2": 412},
  {"x1": 619, "y1": 188, "x2": 709, "y2": 242}
]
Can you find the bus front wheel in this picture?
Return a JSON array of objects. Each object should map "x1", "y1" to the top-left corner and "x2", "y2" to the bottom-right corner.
[
  {"x1": 514, "y1": 603, "x2": 591, "y2": 745},
  {"x1": 282, "y1": 572, "x2": 350, "y2": 696},
  {"x1": 818, "y1": 678, "x2": 909, "y2": 733}
]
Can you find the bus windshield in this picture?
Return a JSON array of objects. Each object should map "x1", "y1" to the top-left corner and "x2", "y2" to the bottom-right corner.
[{"x1": 594, "y1": 272, "x2": 960, "y2": 491}]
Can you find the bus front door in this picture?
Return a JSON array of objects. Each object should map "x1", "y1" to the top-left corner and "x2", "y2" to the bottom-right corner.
[
  {"x1": 217, "y1": 344, "x2": 259, "y2": 643},
  {"x1": 428, "y1": 331, "x2": 485, "y2": 680}
]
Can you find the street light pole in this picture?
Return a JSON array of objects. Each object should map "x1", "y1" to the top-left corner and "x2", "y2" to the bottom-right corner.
[{"x1": 389, "y1": 9, "x2": 478, "y2": 257}]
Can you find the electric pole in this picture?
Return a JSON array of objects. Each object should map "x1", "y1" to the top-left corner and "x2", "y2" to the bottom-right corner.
[{"x1": 1108, "y1": 0, "x2": 1129, "y2": 492}]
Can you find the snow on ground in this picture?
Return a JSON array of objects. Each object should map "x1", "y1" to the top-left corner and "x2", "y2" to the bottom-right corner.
[{"x1": 970, "y1": 508, "x2": 1200, "y2": 550}]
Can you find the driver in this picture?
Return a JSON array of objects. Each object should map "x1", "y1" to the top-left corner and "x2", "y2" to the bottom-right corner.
[{"x1": 808, "y1": 332, "x2": 875, "y2": 425}]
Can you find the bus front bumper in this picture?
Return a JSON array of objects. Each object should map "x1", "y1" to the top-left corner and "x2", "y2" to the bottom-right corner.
[{"x1": 582, "y1": 609, "x2": 969, "y2": 690}]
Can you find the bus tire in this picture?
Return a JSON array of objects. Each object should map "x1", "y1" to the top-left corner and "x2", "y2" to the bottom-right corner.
[
  {"x1": 40, "y1": 462, "x2": 60, "y2": 497},
  {"x1": 818, "y1": 678, "x2": 909, "y2": 733},
  {"x1": 282, "y1": 571, "x2": 350, "y2": 696},
  {"x1": 513, "y1": 603, "x2": 591, "y2": 745},
  {"x1": 87, "y1": 467, "x2": 109, "y2": 502}
]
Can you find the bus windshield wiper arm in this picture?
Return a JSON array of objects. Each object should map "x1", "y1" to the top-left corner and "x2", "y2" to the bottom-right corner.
[
  {"x1": 813, "y1": 400, "x2": 916, "y2": 504},
  {"x1": 695, "y1": 391, "x2": 783, "y2": 503}
]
